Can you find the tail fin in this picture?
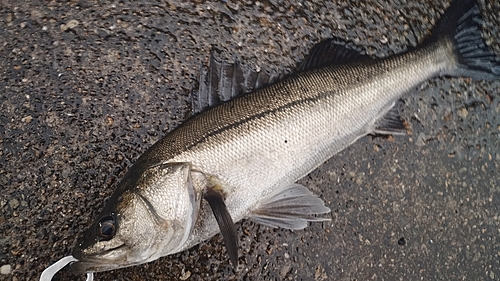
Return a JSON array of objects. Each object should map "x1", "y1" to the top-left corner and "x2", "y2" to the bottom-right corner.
[{"x1": 430, "y1": 0, "x2": 500, "y2": 80}]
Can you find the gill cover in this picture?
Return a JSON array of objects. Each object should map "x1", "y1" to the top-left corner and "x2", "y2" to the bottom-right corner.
[
  {"x1": 132, "y1": 162, "x2": 199, "y2": 253},
  {"x1": 71, "y1": 162, "x2": 200, "y2": 273}
]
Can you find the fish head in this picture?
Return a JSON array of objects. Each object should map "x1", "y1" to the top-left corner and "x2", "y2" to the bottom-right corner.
[{"x1": 70, "y1": 162, "x2": 201, "y2": 273}]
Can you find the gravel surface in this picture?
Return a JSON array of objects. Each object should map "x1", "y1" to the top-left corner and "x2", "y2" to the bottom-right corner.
[{"x1": 1, "y1": 0, "x2": 499, "y2": 280}]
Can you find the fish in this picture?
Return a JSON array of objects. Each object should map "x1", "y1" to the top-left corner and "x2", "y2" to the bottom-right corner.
[{"x1": 39, "y1": 0, "x2": 500, "y2": 279}]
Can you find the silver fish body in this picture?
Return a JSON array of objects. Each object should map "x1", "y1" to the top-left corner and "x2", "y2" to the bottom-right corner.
[
  {"x1": 66, "y1": 0, "x2": 500, "y2": 275},
  {"x1": 166, "y1": 41, "x2": 454, "y2": 250}
]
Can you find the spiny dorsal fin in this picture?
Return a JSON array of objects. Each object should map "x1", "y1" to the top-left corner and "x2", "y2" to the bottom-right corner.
[
  {"x1": 248, "y1": 184, "x2": 330, "y2": 230},
  {"x1": 203, "y1": 188, "x2": 238, "y2": 268},
  {"x1": 191, "y1": 54, "x2": 283, "y2": 114},
  {"x1": 299, "y1": 38, "x2": 370, "y2": 71}
]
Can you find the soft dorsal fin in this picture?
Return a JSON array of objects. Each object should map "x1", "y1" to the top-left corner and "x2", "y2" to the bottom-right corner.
[{"x1": 299, "y1": 38, "x2": 370, "y2": 71}]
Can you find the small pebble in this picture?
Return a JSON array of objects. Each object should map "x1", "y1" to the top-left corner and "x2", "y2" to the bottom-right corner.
[
  {"x1": 61, "y1": 167, "x2": 71, "y2": 179},
  {"x1": 9, "y1": 199, "x2": 19, "y2": 210},
  {"x1": 458, "y1": 107, "x2": 468, "y2": 118},
  {"x1": 1, "y1": 264, "x2": 11, "y2": 275},
  {"x1": 21, "y1": 116, "x2": 32, "y2": 123},
  {"x1": 60, "y1": 19, "x2": 79, "y2": 32},
  {"x1": 179, "y1": 270, "x2": 191, "y2": 280},
  {"x1": 415, "y1": 132, "x2": 426, "y2": 147}
]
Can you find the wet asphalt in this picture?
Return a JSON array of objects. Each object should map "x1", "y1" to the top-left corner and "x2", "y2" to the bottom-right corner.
[{"x1": 1, "y1": 0, "x2": 499, "y2": 280}]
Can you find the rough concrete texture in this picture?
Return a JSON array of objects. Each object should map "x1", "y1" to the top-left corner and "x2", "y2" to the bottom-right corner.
[{"x1": 1, "y1": 0, "x2": 499, "y2": 280}]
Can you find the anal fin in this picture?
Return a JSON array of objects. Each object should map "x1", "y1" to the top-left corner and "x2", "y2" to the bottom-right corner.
[
  {"x1": 203, "y1": 188, "x2": 238, "y2": 268},
  {"x1": 248, "y1": 184, "x2": 330, "y2": 230},
  {"x1": 373, "y1": 106, "x2": 407, "y2": 135}
]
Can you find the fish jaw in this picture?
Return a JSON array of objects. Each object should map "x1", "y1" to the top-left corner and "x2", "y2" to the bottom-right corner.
[{"x1": 71, "y1": 163, "x2": 202, "y2": 273}]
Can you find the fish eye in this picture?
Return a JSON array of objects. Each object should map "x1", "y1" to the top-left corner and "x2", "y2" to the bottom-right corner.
[{"x1": 97, "y1": 215, "x2": 115, "y2": 241}]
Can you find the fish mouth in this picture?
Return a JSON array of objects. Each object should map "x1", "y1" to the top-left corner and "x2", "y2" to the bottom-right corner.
[
  {"x1": 72, "y1": 242, "x2": 126, "y2": 258},
  {"x1": 69, "y1": 254, "x2": 129, "y2": 274},
  {"x1": 70, "y1": 243, "x2": 127, "y2": 273},
  {"x1": 68, "y1": 260, "x2": 123, "y2": 274}
]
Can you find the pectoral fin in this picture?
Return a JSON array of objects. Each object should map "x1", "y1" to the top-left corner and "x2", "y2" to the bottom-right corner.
[
  {"x1": 204, "y1": 188, "x2": 238, "y2": 268},
  {"x1": 248, "y1": 184, "x2": 331, "y2": 230}
]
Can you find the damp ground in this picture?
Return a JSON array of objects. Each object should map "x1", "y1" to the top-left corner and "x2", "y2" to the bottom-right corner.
[{"x1": 1, "y1": 0, "x2": 499, "y2": 280}]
